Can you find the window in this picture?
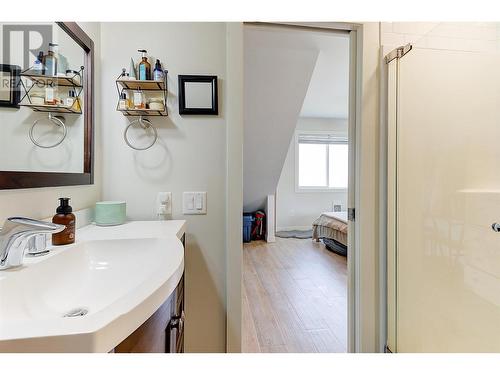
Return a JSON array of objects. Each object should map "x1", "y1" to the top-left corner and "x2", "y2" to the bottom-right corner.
[{"x1": 296, "y1": 133, "x2": 348, "y2": 191}]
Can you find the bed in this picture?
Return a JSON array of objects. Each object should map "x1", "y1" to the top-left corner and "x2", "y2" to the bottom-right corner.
[{"x1": 312, "y1": 211, "x2": 348, "y2": 256}]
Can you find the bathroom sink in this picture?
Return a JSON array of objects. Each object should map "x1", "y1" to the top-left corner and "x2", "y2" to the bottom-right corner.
[{"x1": 0, "y1": 228, "x2": 184, "y2": 352}]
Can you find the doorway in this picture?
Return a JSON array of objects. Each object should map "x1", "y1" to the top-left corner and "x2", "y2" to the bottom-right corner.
[{"x1": 242, "y1": 23, "x2": 358, "y2": 353}]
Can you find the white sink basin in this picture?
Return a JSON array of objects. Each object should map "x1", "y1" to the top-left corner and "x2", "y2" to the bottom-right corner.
[{"x1": 0, "y1": 221, "x2": 185, "y2": 352}]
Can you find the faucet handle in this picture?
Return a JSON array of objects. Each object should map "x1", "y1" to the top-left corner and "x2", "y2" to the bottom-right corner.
[
  {"x1": 26, "y1": 234, "x2": 49, "y2": 257},
  {"x1": 0, "y1": 217, "x2": 65, "y2": 270}
]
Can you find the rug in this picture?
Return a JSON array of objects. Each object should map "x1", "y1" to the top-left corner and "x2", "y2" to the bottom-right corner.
[{"x1": 275, "y1": 230, "x2": 313, "y2": 239}]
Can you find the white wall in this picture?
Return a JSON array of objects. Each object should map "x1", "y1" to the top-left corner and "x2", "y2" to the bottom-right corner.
[
  {"x1": 100, "y1": 23, "x2": 227, "y2": 353},
  {"x1": 381, "y1": 22, "x2": 500, "y2": 52},
  {"x1": 354, "y1": 22, "x2": 381, "y2": 353},
  {"x1": 276, "y1": 117, "x2": 348, "y2": 231},
  {"x1": 225, "y1": 22, "x2": 243, "y2": 353},
  {"x1": 0, "y1": 22, "x2": 101, "y2": 223}
]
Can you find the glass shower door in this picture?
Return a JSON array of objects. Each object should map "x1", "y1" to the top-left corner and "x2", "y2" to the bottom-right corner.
[{"x1": 387, "y1": 47, "x2": 500, "y2": 352}]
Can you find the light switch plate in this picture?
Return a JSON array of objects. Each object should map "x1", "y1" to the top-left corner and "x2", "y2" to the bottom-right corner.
[{"x1": 183, "y1": 192, "x2": 207, "y2": 215}]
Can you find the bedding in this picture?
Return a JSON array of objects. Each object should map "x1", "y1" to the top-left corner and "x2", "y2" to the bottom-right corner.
[{"x1": 312, "y1": 211, "x2": 348, "y2": 255}]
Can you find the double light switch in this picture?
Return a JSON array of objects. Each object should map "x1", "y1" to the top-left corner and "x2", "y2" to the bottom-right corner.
[{"x1": 183, "y1": 192, "x2": 207, "y2": 215}]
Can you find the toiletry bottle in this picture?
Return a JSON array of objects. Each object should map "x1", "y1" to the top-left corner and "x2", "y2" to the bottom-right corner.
[
  {"x1": 129, "y1": 58, "x2": 137, "y2": 80},
  {"x1": 137, "y1": 49, "x2": 151, "y2": 80},
  {"x1": 153, "y1": 59, "x2": 164, "y2": 81},
  {"x1": 118, "y1": 92, "x2": 128, "y2": 110},
  {"x1": 45, "y1": 86, "x2": 56, "y2": 105},
  {"x1": 43, "y1": 43, "x2": 58, "y2": 76},
  {"x1": 52, "y1": 198, "x2": 75, "y2": 246},
  {"x1": 133, "y1": 90, "x2": 145, "y2": 109},
  {"x1": 33, "y1": 51, "x2": 44, "y2": 74},
  {"x1": 58, "y1": 52, "x2": 69, "y2": 74},
  {"x1": 65, "y1": 90, "x2": 75, "y2": 107},
  {"x1": 127, "y1": 93, "x2": 133, "y2": 109},
  {"x1": 72, "y1": 93, "x2": 81, "y2": 112}
]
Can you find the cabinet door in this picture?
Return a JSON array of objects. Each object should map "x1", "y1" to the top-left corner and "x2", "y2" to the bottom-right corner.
[
  {"x1": 166, "y1": 275, "x2": 185, "y2": 353},
  {"x1": 114, "y1": 293, "x2": 174, "y2": 353}
]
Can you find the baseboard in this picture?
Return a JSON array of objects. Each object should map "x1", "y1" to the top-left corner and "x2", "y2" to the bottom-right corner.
[
  {"x1": 276, "y1": 225, "x2": 312, "y2": 232},
  {"x1": 266, "y1": 233, "x2": 276, "y2": 243}
]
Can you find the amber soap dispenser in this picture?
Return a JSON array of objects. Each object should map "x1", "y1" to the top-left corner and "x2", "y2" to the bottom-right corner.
[{"x1": 52, "y1": 198, "x2": 76, "y2": 245}]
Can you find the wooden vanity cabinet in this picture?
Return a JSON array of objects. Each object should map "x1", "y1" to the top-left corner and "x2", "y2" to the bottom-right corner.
[{"x1": 114, "y1": 234, "x2": 185, "y2": 353}]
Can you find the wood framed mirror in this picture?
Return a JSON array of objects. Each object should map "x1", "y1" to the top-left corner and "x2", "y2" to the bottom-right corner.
[{"x1": 0, "y1": 22, "x2": 94, "y2": 189}]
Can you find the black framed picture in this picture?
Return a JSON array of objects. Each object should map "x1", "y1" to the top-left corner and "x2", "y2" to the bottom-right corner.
[
  {"x1": 0, "y1": 64, "x2": 21, "y2": 108},
  {"x1": 178, "y1": 75, "x2": 218, "y2": 115}
]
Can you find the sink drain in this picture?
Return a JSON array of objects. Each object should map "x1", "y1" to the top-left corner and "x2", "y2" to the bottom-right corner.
[{"x1": 63, "y1": 308, "x2": 89, "y2": 317}]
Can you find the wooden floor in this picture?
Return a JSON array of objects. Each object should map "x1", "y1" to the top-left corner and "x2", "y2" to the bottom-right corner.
[{"x1": 242, "y1": 237, "x2": 347, "y2": 353}]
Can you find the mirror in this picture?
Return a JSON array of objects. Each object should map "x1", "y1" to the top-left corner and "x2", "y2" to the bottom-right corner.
[
  {"x1": 178, "y1": 75, "x2": 218, "y2": 115},
  {"x1": 0, "y1": 22, "x2": 94, "y2": 189}
]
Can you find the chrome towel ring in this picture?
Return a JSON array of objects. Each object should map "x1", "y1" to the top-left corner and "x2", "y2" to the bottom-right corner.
[
  {"x1": 29, "y1": 113, "x2": 67, "y2": 149},
  {"x1": 124, "y1": 116, "x2": 158, "y2": 151}
]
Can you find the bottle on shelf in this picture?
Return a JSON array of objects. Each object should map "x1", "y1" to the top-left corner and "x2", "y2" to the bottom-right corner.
[
  {"x1": 32, "y1": 51, "x2": 44, "y2": 74},
  {"x1": 137, "y1": 49, "x2": 151, "y2": 81},
  {"x1": 129, "y1": 58, "x2": 137, "y2": 80},
  {"x1": 45, "y1": 86, "x2": 57, "y2": 105},
  {"x1": 72, "y1": 93, "x2": 82, "y2": 112},
  {"x1": 118, "y1": 92, "x2": 128, "y2": 110},
  {"x1": 153, "y1": 59, "x2": 164, "y2": 81},
  {"x1": 65, "y1": 90, "x2": 76, "y2": 107},
  {"x1": 133, "y1": 90, "x2": 145, "y2": 109},
  {"x1": 43, "y1": 43, "x2": 58, "y2": 76}
]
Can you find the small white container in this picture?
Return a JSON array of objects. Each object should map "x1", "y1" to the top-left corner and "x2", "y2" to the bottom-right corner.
[
  {"x1": 148, "y1": 98, "x2": 164, "y2": 111},
  {"x1": 31, "y1": 93, "x2": 45, "y2": 105}
]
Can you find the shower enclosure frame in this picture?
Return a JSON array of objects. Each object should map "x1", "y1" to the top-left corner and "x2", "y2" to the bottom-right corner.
[{"x1": 382, "y1": 43, "x2": 414, "y2": 353}]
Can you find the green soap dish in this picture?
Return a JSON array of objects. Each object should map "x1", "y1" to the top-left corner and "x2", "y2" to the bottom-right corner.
[{"x1": 95, "y1": 201, "x2": 126, "y2": 226}]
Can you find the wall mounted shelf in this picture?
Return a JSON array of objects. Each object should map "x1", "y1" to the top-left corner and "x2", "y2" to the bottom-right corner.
[
  {"x1": 116, "y1": 79, "x2": 165, "y2": 91},
  {"x1": 19, "y1": 103, "x2": 82, "y2": 114},
  {"x1": 115, "y1": 70, "x2": 168, "y2": 150},
  {"x1": 115, "y1": 71, "x2": 168, "y2": 117},
  {"x1": 117, "y1": 108, "x2": 167, "y2": 117},
  {"x1": 19, "y1": 66, "x2": 84, "y2": 116},
  {"x1": 20, "y1": 72, "x2": 83, "y2": 88}
]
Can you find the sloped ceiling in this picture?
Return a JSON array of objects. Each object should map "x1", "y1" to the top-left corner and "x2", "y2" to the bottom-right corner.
[
  {"x1": 300, "y1": 34, "x2": 349, "y2": 118},
  {"x1": 244, "y1": 28, "x2": 319, "y2": 212}
]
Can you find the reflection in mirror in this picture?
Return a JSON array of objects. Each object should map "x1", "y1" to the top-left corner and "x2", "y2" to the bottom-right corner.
[
  {"x1": 0, "y1": 22, "x2": 85, "y2": 173},
  {"x1": 184, "y1": 82, "x2": 213, "y2": 109}
]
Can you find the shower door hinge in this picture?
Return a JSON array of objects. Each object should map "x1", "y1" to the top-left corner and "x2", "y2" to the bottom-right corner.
[
  {"x1": 384, "y1": 43, "x2": 413, "y2": 64},
  {"x1": 348, "y1": 208, "x2": 355, "y2": 222}
]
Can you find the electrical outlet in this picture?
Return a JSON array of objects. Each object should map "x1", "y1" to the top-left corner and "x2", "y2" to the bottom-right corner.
[
  {"x1": 333, "y1": 204, "x2": 342, "y2": 212},
  {"x1": 156, "y1": 192, "x2": 172, "y2": 216}
]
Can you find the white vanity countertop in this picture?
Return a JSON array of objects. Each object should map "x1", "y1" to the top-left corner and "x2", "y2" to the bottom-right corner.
[{"x1": 0, "y1": 220, "x2": 186, "y2": 353}]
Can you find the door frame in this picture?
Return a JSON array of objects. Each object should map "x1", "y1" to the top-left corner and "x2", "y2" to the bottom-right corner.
[{"x1": 233, "y1": 21, "x2": 365, "y2": 353}]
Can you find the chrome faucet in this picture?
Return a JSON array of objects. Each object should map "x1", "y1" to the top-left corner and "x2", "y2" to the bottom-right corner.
[{"x1": 0, "y1": 217, "x2": 65, "y2": 270}]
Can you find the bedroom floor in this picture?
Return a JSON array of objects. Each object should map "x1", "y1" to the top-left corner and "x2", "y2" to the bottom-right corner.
[{"x1": 242, "y1": 237, "x2": 347, "y2": 353}]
